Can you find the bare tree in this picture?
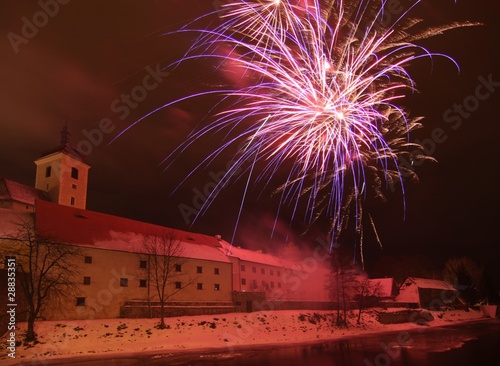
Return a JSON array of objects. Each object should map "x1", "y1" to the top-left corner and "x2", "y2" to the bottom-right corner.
[
  {"x1": 0, "y1": 219, "x2": 81, "y2": 342},
  {"x1": 328, "y1": 248, "x2": 358, "y2": 327},
  {"x1": 352, "y1": 279, "x2": 382, "y2": 324},
  {"x1": 140, "y1": 230, "x2": 193, "y2": 329}
]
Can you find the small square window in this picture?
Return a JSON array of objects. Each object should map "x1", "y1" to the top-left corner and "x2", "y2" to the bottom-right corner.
[
  {"x1": 214, "y1": 268, "x2": 219, "y2": 275},
  {"x1": 76, "y1": 297, "x2": 86, "y2": 306},
  {"x1": 175, "y1": 264, "x2": 182, "y2": 272},
  {"x1": 197, "y1": 266, "x2": 203, "y2": 274},
  {"x1": 241, "y1": 265, "x2": 246, "y2": 272},
  {"x1": 71, "y1": 167, "x2": 79, "y2": 180},
  {"x1": 196, "y1": 283, "x2": 203, "y2": 290},
  {"x1": 120, "y1": 278, "x2": 128, "y2": 287},
  {"x1": 45, "y1": 166, "x2": 51, "y2": 178},
  {"x1": 241, "y1": 278, "x2": 246, "y2": 285},
  {"x1": 84, "y1": 256, "x2": 92, "y2": 264},
  {"x1": 72, "y1": 184, "x2": 77, "y2": 189},
  {"x1": 139, "y1": 279, "x2": 147, "y2": 288},
  {"x1": 175, "y1": 281, "x2": 182, "y2": 289},
  {"x1": 139, "y1": 260, "x2": 147, "y2": 269},
  {"x1": 214, "y1": 284, "x2": 220, "y2": 291},
  {"x1": 261, "y1": 268, "x2": 265, "y2": 275},
  {"x1": 83, "y1": 276, "x2": 91, "y2": 285},
  {"x1": 252, "y1": 267, "x2": 256, "y2": 273}
]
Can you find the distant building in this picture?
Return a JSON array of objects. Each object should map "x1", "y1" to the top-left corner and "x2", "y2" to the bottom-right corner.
[
  {"x1": 368, "y1": 278, "x2": 398, "y2": 303},
  {"x1": 395, "y1": 277, "x2": 462, "y2": 309},
  {"x1": 0, "y1": 178, "x2": 49, "y2": 212}
]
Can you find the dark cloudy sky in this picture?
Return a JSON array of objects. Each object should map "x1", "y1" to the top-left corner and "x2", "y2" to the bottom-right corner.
[{"x1": 1, "y1": 1, "x2": 499, "y2": 280}]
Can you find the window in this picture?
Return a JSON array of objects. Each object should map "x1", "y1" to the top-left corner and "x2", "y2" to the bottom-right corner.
[
  {"x1": 252, "y1": 280, "x2": 257, "y2": 289},
  {"x1": 241, "y1": 265, "x2": 246, "y2": 272},
  {"x1": 175, "y1": 281, "x2": 182, "y2": 289},
  {"x1": 72, "y1": 184, "x2": 77, "y2": 189},
  {"x1": 261, "y1": 268, "x2": 265, "y2": 275},
  {"x1": 83, "y1": 276, "x2": 91, "y2": 285},
  {"x1": 271, "y1": 281, "x2": 274, "y2": 288},
  {"x1": 120, "y1": 278, "x2": 128, "y2": 287},
  {"x1": 71, "y1": 167, "x2": 79, "y2": 180},
  {"x1": 214, "y1": 284, "x2": 220, "y2": 291},
  {"x1": 139, "y1": 260, "x2": 147, "y2": 269},
  {"x1": 252, "y1": 267, "x2": 256, "y2": 273},
  {"x1": 139, "y1": 279, "x2": 147, "y2": 288},
  {"x1": 241, "y1": 278, "x2": 246, "y2": 285},
  {"x1": 278, "y1": 282, "x2": 281, "y2": 288},
  {"x1": 196, "y1": 283, "x2": 203, "y2": 290},
  {"x1": 196, "y1": 266, "x2": 203, "y2": 274},
  {"x1": 45, "y1": 166, "x2": 51, "y2": 178},
  {"x1": 277, "y1": 271, "x2": 281, "y2": 277},
  {"x1": 76, "y1": 297, "x2": 86, "y2": 306},
  {"x1": 214, "y1": 268, "x2": 219, "y2": 275},
  {"x1": 270, "y1": 269, "x2": 274, "y2": 276},
  {"x1": 84, "y1": 256, "x2": 92, "y2": 264},
  {"x1": 175, "y1": 264, "x2": 182, "y2": 272},
  {"x1": 70, "y1": 197, "x2": 75, "y2": 206}
]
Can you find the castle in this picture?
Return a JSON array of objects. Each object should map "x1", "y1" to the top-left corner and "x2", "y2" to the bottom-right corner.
[{"x1": 0, "y1": 126, "x2": 331, "y2": 326}]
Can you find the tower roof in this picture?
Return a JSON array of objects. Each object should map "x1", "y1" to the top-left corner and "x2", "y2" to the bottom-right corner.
[{"x1": 37, "y1": 124, "x2": 89, "y2": 165}]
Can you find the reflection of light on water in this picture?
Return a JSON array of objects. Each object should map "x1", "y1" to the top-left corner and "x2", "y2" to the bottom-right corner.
[{"x1": 428, "y1": 337, "x2": 478, "y2": 353}]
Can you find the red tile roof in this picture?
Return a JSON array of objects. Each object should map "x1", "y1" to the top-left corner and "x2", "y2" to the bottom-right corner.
[
  {"x1": 0, "y1": 178, "x2": 49, "y2": 205},
  {"x1": 35, "y1": 200, "x2": 230, "y2": 263}
]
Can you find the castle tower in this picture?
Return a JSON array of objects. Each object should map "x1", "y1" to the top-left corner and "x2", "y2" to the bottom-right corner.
[{"x1": 34, "y1": 124, "x2": 90, "y2": 209}]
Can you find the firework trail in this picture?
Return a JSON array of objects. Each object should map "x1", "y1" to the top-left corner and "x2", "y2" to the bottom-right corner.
[{"x1": 120, "y1": 0, "x2": 475, "y2": 254}]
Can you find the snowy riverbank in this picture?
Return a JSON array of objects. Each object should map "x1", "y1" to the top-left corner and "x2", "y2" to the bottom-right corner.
[{"x1": 0, "y1": 308, "x2": 488, "y2": 365}]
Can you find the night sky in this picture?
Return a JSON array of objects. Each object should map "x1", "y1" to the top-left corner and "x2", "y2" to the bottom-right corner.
[{"x1": 0, "y1": 1, "x2": 499, "y2": 282}]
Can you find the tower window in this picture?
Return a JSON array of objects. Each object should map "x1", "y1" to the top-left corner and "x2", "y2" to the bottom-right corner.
[
  {"x1": 120, "y1": 278, "x2": 128, "y2": 287},
  {"x1": 214, "y1": 284, "x2": 220, "y2": 291},
  {"x1": 45, "y1": 166, "x2": 51, "y2": 178},
  {"x1": 139, "y1": 279, "x2": 147, "y2": 288},
  {"x1": 70, "y1": 197, "x2": 75, "y2": 206},
  {"x1": 84, "y1": 256, "x2": 92, "y2": 264},
  {"x1": 71, "y1": 167, "x2": 79, "y2": 180},
  {"x1": 83, "y1": 276, "x2": 91, "y2": 285},
  {"x1": 214, "y1": 268, "x2": 219, "y2": 275},
  {"x1": 197, "y1": 266, "x2": 203, "y2": 274},
  {"x1": 139, "y1": 260, "x2": 147, "y2": 269},
  {"x1": 196, "y1": 283, "x2": 203, "y2": 290},
  {"x1": 76, "y1": 297, "x2": 86, "y2": 306},
  {"x1": 175, "y1": 281, "x2": 182, "y2": 289}
]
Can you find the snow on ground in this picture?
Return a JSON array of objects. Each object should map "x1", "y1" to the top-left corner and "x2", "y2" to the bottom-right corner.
[{"x1": 0, "y1": 308, "x2": 486, "y2": 365}]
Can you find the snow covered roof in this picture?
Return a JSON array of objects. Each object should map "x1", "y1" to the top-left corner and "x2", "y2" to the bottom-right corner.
[
  {"x1": 217, "y1": 239, "x2": 302, "y2": 270},
  {"x1": 34, "y1": 200, "x2": 231, "y2": 263},
  {"x1": 0, "y1": 178, "x2": 49, "y2": 206},
  {"x1": 402, "y1": 277, "x2": 456, "y2": 291},
  {"x1": 368, "y1": 278, "x2": 396, "y2": 297}
]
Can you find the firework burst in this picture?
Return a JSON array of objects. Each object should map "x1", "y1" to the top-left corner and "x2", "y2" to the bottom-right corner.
[{"x1": 120, "y1": 0, "x2": 475, "y2": 254}]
